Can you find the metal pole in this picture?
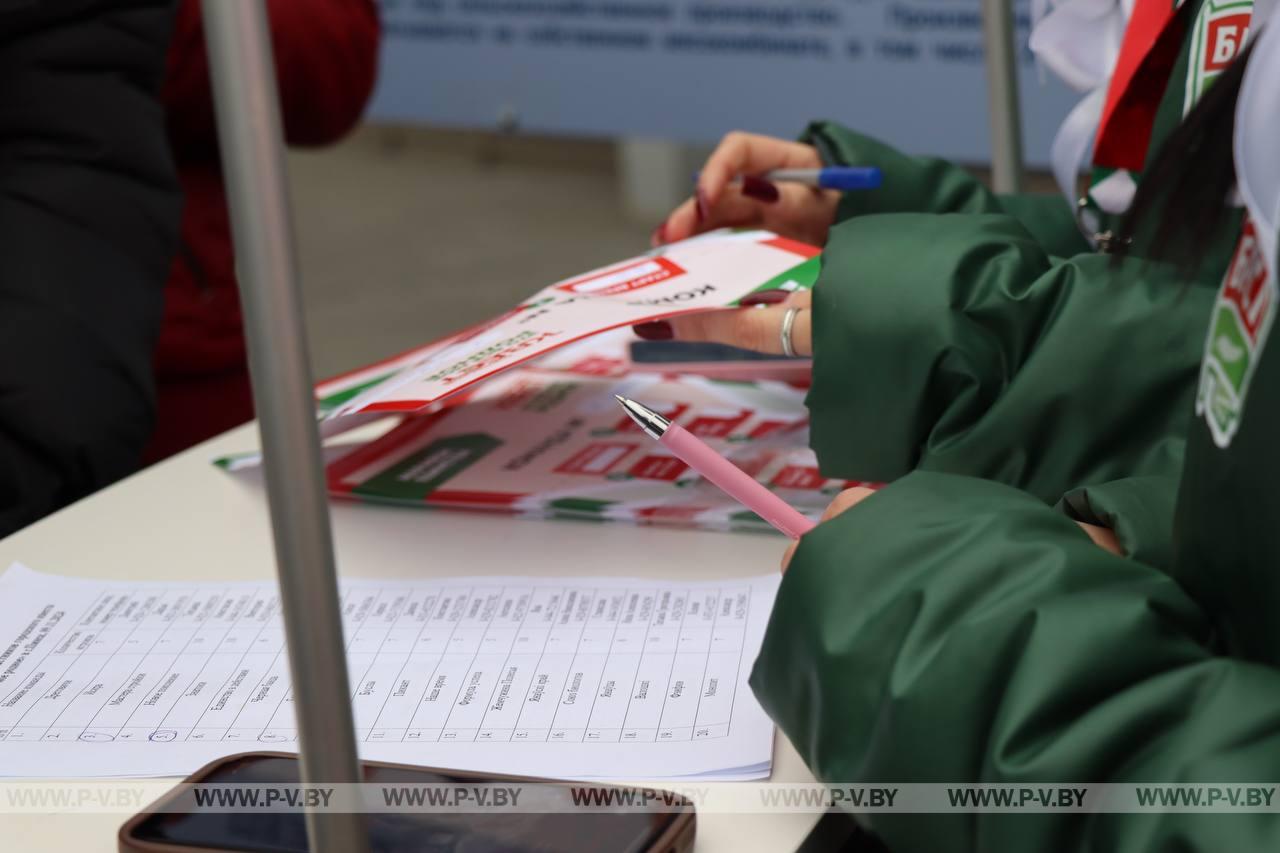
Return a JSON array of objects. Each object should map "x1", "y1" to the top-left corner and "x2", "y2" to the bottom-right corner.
[
  {"x1": 981, "y1": 0, "x2": 1026, "y2": 193},
  {"x1": 200, "y1": 3, "x2": 368, "y2": 852}
]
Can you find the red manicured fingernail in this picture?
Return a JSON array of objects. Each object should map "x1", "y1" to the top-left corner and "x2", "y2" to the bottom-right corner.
[
  {"x1": 740, "y1": 289, "x2": 790, "y2": 306},
  {"x1": 650, "y1": 221, "x2": 668, "y2": 247},
  {"x1": 742, "y1": 176, "x2": 780, "y2": 203},
  {"x1": 696, "y1": 188, "x2": 710, "y2": 223},
  {"x1": 633, "y1": 321, "x2": 674, "y2": 340}
]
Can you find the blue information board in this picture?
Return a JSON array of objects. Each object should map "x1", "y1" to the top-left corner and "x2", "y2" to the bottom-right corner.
[{"x1": 369, "y1": 0, "x2": 1079, "y2": 166}]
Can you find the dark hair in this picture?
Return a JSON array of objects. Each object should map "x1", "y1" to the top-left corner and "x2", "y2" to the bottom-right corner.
[{"x1": 1114, "y1": 36, "x2": 1258, "y2": 273}]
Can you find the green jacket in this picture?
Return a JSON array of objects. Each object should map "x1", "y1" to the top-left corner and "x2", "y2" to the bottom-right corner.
[
  {"x1": 748, "y1": 6, "x2": 1280, "y2": 848},
  {"x1": 797, "y1": 0, "x2": 1237, "y2": 501},
  {"x1": 806, "y1": 205, "x2": 1209, "y2": 502},
  {"x1": 749, "y1": 213, "x2": 1280, "y2": 848},
  {"x1": 806, "y1": 121, "x2": 1090, "y2": 260}
]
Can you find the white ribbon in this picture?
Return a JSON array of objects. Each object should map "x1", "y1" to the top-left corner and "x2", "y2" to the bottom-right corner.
[
  {"x1": 1047, "y1": 87, "x2": 1106, "y2": 216},
  {"x1": 1030, "y1": 0, "x2": 1131, "y2": 91},
  {"x1": 1030, "y1": 0, "x2": 1135, "y2": 223}
]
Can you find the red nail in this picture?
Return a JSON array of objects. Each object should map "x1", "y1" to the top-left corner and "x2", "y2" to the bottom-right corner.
[
  {"x1": 633, "y1": 321, "x2": 674, "y2": 340},
  {"x1": 650, "y1": 221, "x2": 668, "y2": 247},
  {"x1": 695, "y1": 188, "x2": 710, "y2": 223},
  {"x1": 740, "y1": 289, "x2": 790, "y2": 307},
  {"x1": 742, "y1": 176, "x2": 780, "y2": 203}
]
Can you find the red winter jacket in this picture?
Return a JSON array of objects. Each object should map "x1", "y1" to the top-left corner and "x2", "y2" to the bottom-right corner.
[{"x1": 147, "y1": 0, "x2": 380, "y2": 462}]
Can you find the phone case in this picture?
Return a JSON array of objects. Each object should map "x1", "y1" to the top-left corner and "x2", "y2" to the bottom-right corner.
[
  {"x1": 118, "y1": 751, "x2": 695, "y2": 853},
  {"x1": 628, "y1": 340, "x2": 812, "y2": 383}
]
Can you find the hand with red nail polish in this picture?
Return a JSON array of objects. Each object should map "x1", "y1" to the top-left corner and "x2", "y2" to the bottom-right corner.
[
  {"x1": 741, "y1": 176, "x2": 780, "y2": 203},
  {"x1": 695, "y1": 188, "x2": 711, "y2": 224},
  {"x1": 739, "y1": 289, "x2": 791, "y2": 307},
  {"x1": 656, "y1": 132, "x2": 840, "y2": 250},
  {"x1": 632, "y1": 290, "x2": 813, "y2": 357},
  {"x1": 632, "y1": 320, "x2": 674, "y2": 340},
  {"x1": 650, "y1": 222, "x2": 668, "y2": 248}
]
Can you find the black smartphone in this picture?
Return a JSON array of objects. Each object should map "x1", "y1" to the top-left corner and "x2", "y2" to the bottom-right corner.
[{"x1": 119, "y1": 752, "x2": 694, "y2": 853}]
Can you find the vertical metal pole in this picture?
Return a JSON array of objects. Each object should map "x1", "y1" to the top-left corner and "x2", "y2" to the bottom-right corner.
[
  {"x1": 981, "y1": 0, "x2": 1026, "y2": 193},
  {"x1": 200, "y1": 3, "x2": 368, "y2": 852}
]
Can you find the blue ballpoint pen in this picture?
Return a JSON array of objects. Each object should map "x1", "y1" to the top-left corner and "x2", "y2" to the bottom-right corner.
[
  {"x1": 695, "y1": 166, "x2": 882, "y2": 192},
  {"x1": 761, "y1": 167, "x2": 882, "y2": 191}
]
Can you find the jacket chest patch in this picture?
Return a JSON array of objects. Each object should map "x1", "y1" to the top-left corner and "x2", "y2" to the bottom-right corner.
[
  {"x1": 1197, "y1": 219, "x2": 1276, "y2": 447},
  {"x1": 1184, "y1": 0, "x2": 1253, "y2": 114}
]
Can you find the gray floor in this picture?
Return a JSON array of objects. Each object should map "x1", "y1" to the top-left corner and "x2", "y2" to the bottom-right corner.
[{"x1": 288, "y1": 126, "x2": 651, "y2": 379}]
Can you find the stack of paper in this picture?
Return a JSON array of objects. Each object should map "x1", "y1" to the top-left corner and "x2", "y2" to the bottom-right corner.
[
  {"x1": 323, "y1": 365, "x2": 857, "y2": 533},
  {"x1": 217, "y1": 229, "x2": 877, "y2": 532},
  {"x1": 219, "y1": 327, "x2": 873, "y2": 533},
  {"x1": 0, "y1": 564, "x2": 778, "y2": 780},
  {"x1": 325, "y1": 229, "x2": 821, "y2": 419}
]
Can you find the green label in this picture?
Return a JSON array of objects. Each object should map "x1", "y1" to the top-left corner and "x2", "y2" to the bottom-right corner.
[
  {"x1": 736, "y1": 256, "x2": 822, "y2": 305},
  {"x1": 1195, "y1": 220, "x2": 1275, "y2": 447},
  {"x1": 353, "y1": 433, "x2": 501, "y2": 501},
  {"x1": 316, "y1": 374, "x2": 396, "y2": 413},
  {"x1": 1184, "y1": 0, "x2": 1254, "y2": 115},
  {"x1": 548, "y1": 497, "x2": 614, "y2": 515}
]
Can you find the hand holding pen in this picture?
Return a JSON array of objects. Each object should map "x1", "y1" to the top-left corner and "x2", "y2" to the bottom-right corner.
[{"x1": 652, "y1": 130, "x2": 881, "y2": 249}]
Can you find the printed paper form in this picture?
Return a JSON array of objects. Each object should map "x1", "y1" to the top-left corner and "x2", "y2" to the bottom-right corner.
[
  {"x1": 0, "y1": 564, "x2": 777, "y2": 780},
  {"x1": 330, "y1": 230, "x2": 820, "y2": 417}
]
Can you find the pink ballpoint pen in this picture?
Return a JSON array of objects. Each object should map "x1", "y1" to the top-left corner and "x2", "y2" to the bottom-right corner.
[{"x1": 615, "y1": 395, "x2": 817, "y2": 539}]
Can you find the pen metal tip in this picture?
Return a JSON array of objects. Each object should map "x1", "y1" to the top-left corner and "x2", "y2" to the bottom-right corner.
[{"x1": 612, "y1": 394, "x2": 669, "y2": 439}]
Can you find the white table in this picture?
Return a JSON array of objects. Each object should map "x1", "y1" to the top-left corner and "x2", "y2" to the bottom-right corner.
[{"x1": 0, "y1": 421, "x2": 821, "y2": 851}]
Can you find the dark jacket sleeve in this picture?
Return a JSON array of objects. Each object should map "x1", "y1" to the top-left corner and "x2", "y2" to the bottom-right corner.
[
  {"x1": 1057, "y1": 476, "x2": 1181, "y2": 572},
  {"x1": 162, "y1": 0, "x2": 381, "y2": 155},
  {"x1": 806, "y1": 212, "x2": 1212, "y2": 502},
  {"x1": 750, "y1": 471, "x2": 1280, "y2": 853},
  {"x1": 0, "y1": 0, "x2": 181, "y2": 535},
  {"x1": 802, "y1": 121, "x2": 1091, "y2": 259}
]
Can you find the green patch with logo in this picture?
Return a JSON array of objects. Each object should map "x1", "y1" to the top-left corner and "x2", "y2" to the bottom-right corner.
[
  {"x1": 354, "y1": 433, "x2": 501, "y2": 501},
  {"x1": 1184, "y1": 0, "x2": 1254, "y2": 115},
  {"x1": 1196, "y1": 220, "x2": 1275, "y2": 447}
]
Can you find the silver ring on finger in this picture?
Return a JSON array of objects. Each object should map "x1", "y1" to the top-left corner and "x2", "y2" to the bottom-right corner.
[{"x1": 780, "y1": 306, "x2": 802, "y2": 358}]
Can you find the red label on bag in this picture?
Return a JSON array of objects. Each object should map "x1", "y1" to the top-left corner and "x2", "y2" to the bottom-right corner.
[
  {"x1": 636, "y1": 505, "x2": 708, "y2": 524},
  {"x1": 761, "y1": 236, "x2": 822, "y2": 259},
  {"x1": 1205, "y1": 14, "x2": 1251, "y2": 72},
  {"x1": 685, "y1": 411, "x2": 750, "y2": 438},
  {"x1": 628, "y1": 455, "x2": 688, "y2": 481},
  {"x1": 747, "y1": 420, "x2": 791, "y2": 439},
  {"x1": 555, "y1": 256, "x2": 685, "y2": 296},
  {"x1": 554, "y1": 443, "x2": 635, "y2": 476},
  {"x1": 1221, "y1": 219, "x2": 1272, "y2": 340},
  {"x1": 563, "y1": 356, "x2": 628, "y2": 377},
  {"x1": 770, "y1": 465, "x2": 826, "y2": 489}
]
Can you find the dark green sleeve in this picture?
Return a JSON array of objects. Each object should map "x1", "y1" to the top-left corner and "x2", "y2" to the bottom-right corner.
[
  {"x1": 807, "y1": 212, "x2": 1210, "y2": 502},
  {"x1": 1057, "y1": 476, "x2": 1180, "y2": 571},
  {"x1": 750, "y1": 471, "x2": 1280, "y2": 853},
  {"x1": 996, "y1": 192, "x2": 1092, "y2": 259},
  {"x1": 802, "y1": 121, "x2": 1089, "y2": 257}
]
